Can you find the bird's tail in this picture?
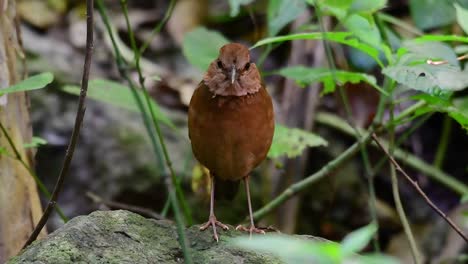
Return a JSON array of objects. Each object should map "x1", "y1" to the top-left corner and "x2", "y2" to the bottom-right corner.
[{"x1": 213, "y1": 176, "x2": 240, "y2": 201}]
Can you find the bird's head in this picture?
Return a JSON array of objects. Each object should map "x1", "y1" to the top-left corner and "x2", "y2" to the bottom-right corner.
[{"x1": 204, "y1": 43, "x2": 261, "y2": 96}]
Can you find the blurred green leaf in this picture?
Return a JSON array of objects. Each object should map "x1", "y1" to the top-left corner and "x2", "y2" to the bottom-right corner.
[
  {"x1": 409, "y1": 0, "x2": 455, "y2": 30},
  {"x1": 0, "y1": 147, "x2": 7, "y2": 155},
  {"x1": 343, "y1": 14, "x2": 381, "y2": 48},
  {"x1": 252, "y1": 32, "x2": 384, "y2": 67},
  {"x1": 341, "y1": 222, "x2": 377, "y2": 255},
  {"x1": 228, "y1": 0, "x2": 253, "y2": 17},
  {"x1": 277, "y1": 66, "x2": 386, "y2": 95},
  {"x1": 413, "y1": 94, "x2": 468, "y2": 131},
  {"x1": 350, "y1": 0, "x2": 387, "y2": 13},
  {"x1": 461, "y1": 194, "x2": 468, "y2": 203},
  {"x1": 268, "y1": 0, "x2": 306, "y2": 36},
  {"x1": 62, "y1": 79, "x2": 176, "y2": 129},
  {"x1": 358, "y1": 254, "x2": 400, "y2": 264},
  {"x1": 182, "y1": 27, "x2": 229, "y2": 72},
  {"x1": 231, "y1": 235, "x2": 342, "y2": 264},
  {"x1": 313, "y1": 0, "x2": 353, "y2": 20},
  {"x1": 0, "y1": 72, "x2": 53, "y2": 96},
  {"x1": 268, "y1": 124, "x2": 328, "y2": 158},
  {"x1": 455, "y1": 3, "x2": 468, "y2": 35},
  {"x1": 413, "y1": 34, "x2": 468, "y2": 43},
  {"x1": 24, "y1": 137, "x2": 48, "y2": 149}
]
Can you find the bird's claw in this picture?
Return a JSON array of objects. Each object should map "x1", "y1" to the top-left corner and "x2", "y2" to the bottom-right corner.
[
  {"x1": 235, "y1": 225, "x2": 266, "y2": 237},
  {"x1": 200, "y1": 215, "x2": 229, "y2": 242}
]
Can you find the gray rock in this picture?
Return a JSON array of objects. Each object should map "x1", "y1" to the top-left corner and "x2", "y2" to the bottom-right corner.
[{"x1": 8, "y1": 210, "x2": 283, "y2": 264}]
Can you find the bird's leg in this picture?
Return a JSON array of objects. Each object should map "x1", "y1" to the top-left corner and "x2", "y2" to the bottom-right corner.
[
  {"x1": 236, "y1": 175, "x2": 265, "y2": 237},
  {"x1": 199, "y1": 176, "x2": 229, "y2": 242}
]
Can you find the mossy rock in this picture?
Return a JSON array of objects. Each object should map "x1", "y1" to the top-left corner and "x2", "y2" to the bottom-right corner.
[{"x1": 8, "y1": 210, "x2": 283, "y2": 264}]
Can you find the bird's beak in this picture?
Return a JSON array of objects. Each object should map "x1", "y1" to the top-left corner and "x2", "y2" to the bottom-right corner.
[{"x1": 231, "y1": 65, "x2": 237, "y2": 84}]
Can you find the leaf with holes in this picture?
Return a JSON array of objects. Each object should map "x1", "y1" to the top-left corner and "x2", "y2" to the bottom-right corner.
[
  {"x1": 383, "y1": 42, "x2": 468, "y2": 95},
  {"x1": 268, "y1": 124, "x2": 327, "y2": 158}
]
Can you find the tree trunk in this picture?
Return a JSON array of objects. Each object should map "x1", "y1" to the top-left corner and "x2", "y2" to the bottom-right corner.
[{"x1": 0, "y1": 1, "x2": 45, "y2": 262}]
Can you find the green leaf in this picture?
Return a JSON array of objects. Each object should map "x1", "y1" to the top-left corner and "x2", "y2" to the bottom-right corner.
[
  {"x1": 409, "y1": 0, "x2": 455, "y2": 30},
  {"x1": 313, "y1": 0, "x2": 353, "y2": 20},
  {"x1": 0, "y1": 147, "x2": 7, "y2": 155},
  {"x1": 231, "y1": 235, "x2": 342, "y2": 263},
  {"x1": 455, "y1": 3, "x2": 468, "y2": 35},
  {"x1": 383, "y1": 41, "x2": 468, "y2": 95},
  {"x1": 413, "y1": 34, "x2": 468, "y2": 43},
  {"x1": 358, "y1": 254, "x2": 400, "y2": 264},
  {"x1": 383, "y1": 56, "x2": 468, "y2": 95},
  {"x1": 277, "y1": 66, "x2": 386, "y2": 95},
  {"x1": 413, "y1": 94, "x2": 468, "y2": 131},
  {"x1": 343, "y1": 14, "x2": 381, "y2": 48},
  {"x1": 461, "y1": 194, "x2": 468, "y2": 203},
  {"x1": 228, "y1": 0, "x2": 253, "y2": 17},
  {"x1": 62, "y1": 79, "x2": 176, "y2": 129},
  {"x1": 341, "y1": 222, "x2": 377, "y2": 255},
  {"x1": 252, "y1": 32, "x2": 384, "y2": 67},
  {"x1": 268, "y1": 0, "x2": 306, "y2": 36},
  {"x1": 0, "y1": 72, "x2": 53, "y2": 96},
  {"x1": 24, "y1": 137, "x2": 48, "y2": 149},
  {"x1": 268, "y1": 124, "x2": 328, "y2": 158},
  {"x1": 182, "y1": 27, "x2": 229, "y2": 72},
  {"x1": 349, "y1": 0, "x2": 387, "y2": 14}
]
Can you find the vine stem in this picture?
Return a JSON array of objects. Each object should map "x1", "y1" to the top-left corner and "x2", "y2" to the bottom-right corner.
[{"x1": 22, "y1": 0, "x2": 94, "y2": 249}]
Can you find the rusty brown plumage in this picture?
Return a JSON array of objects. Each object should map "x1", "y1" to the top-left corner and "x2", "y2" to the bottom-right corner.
[{"x1": 188, "y1": 43, "x2": 274, "y2": 241}]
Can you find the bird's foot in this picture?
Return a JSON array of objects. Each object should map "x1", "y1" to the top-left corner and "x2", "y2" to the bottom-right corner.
[
  {"x1": 235, "y1": 224, "x2": 266, "y2": 237},
  {"x1": 200, "y1": 215, "x2": 229, "y2": 242}
]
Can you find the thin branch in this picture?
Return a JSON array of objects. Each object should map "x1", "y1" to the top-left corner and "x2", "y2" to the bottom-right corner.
[
  {"x1": 22, "y1": 0, "x2": 94, "y2": 249},
  {"x1": 253, "y1": 132, "x2": 373, "y2": 221},
  {"x1": 371, "y1": 133, "x2": 468, "y2": 243},
  {"x1": 315, "y1": 111, "x2": 468, "y2": 195},
  {"x1": 86, "y1": 192, "x2": 165, "y2": 220}
]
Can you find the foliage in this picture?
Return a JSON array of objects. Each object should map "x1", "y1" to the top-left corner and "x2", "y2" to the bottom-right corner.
[
  {"x1": 24, "y1": 137, "x2": 48, "y2": 149},
  {"x1": 0, "y1": 72, "x2": 53, "y2": 96},
  {"x1": 232, "y1": 223, "x2": 399, "y2": 264},
  {"x1": 268, "y1": 124, "x2": 328, "y2": 158},
  {"x1": 182, "y1": 27, "x2": 229, "y2": 72},
  {"x1": 277, "y1": 66, "x2": 384, "y2": 94},
  {"x1": 62, "y1": 79, "x2": 176, "y2": 129}
]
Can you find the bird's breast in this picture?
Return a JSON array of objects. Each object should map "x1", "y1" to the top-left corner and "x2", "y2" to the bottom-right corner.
[{"x1": 188, "y1": 83, "x2": 274, "y2": 181}]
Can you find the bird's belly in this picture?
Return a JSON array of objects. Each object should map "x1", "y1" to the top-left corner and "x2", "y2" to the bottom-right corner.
[{"x1": 189, "y1": 93, "x2": 273, "y2": 181}]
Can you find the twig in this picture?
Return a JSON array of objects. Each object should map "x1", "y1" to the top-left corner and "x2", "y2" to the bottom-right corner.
[
  {"x1": 86, "y1": 192, "x2": 165, "y2": 220},
  {"x1": 119, "y1": 0, "x2": 193, "y2": 225},
  {"x1": 371, "y1": 133, "x2": 468, "y2": 243},
  {"x1": 253, "y1": 132, "x2": 372, "y2": 221},
  {"x1": 22, "y1": 0, "x2": 94, "y2": 249},
  {"x1": 315, "y1": 111, "x2": 468, "y2": 195},
  {"x1": 98, "y1": 1, "x2": 192, "y2": 262},
  {"x1": 426, "y1": 54, "x2": 468, "y2": 65}
]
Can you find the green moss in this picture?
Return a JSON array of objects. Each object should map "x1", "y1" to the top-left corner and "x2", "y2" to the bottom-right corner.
[{"x1": 9, "y1": 210, "x2": 284, "y2": 264}]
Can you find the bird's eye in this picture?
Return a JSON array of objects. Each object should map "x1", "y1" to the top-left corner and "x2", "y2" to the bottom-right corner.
[
  {"x1": 244, "y1": 62, "x2": 251, "y2": 70},
  {"x1": 217, "y1": 60, "x2": 223, "y2": 68}
]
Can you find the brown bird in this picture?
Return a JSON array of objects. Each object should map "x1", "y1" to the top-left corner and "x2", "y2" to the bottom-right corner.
[{"x1": 188, "y1": 43, "x2": 274, "y2": 241}]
